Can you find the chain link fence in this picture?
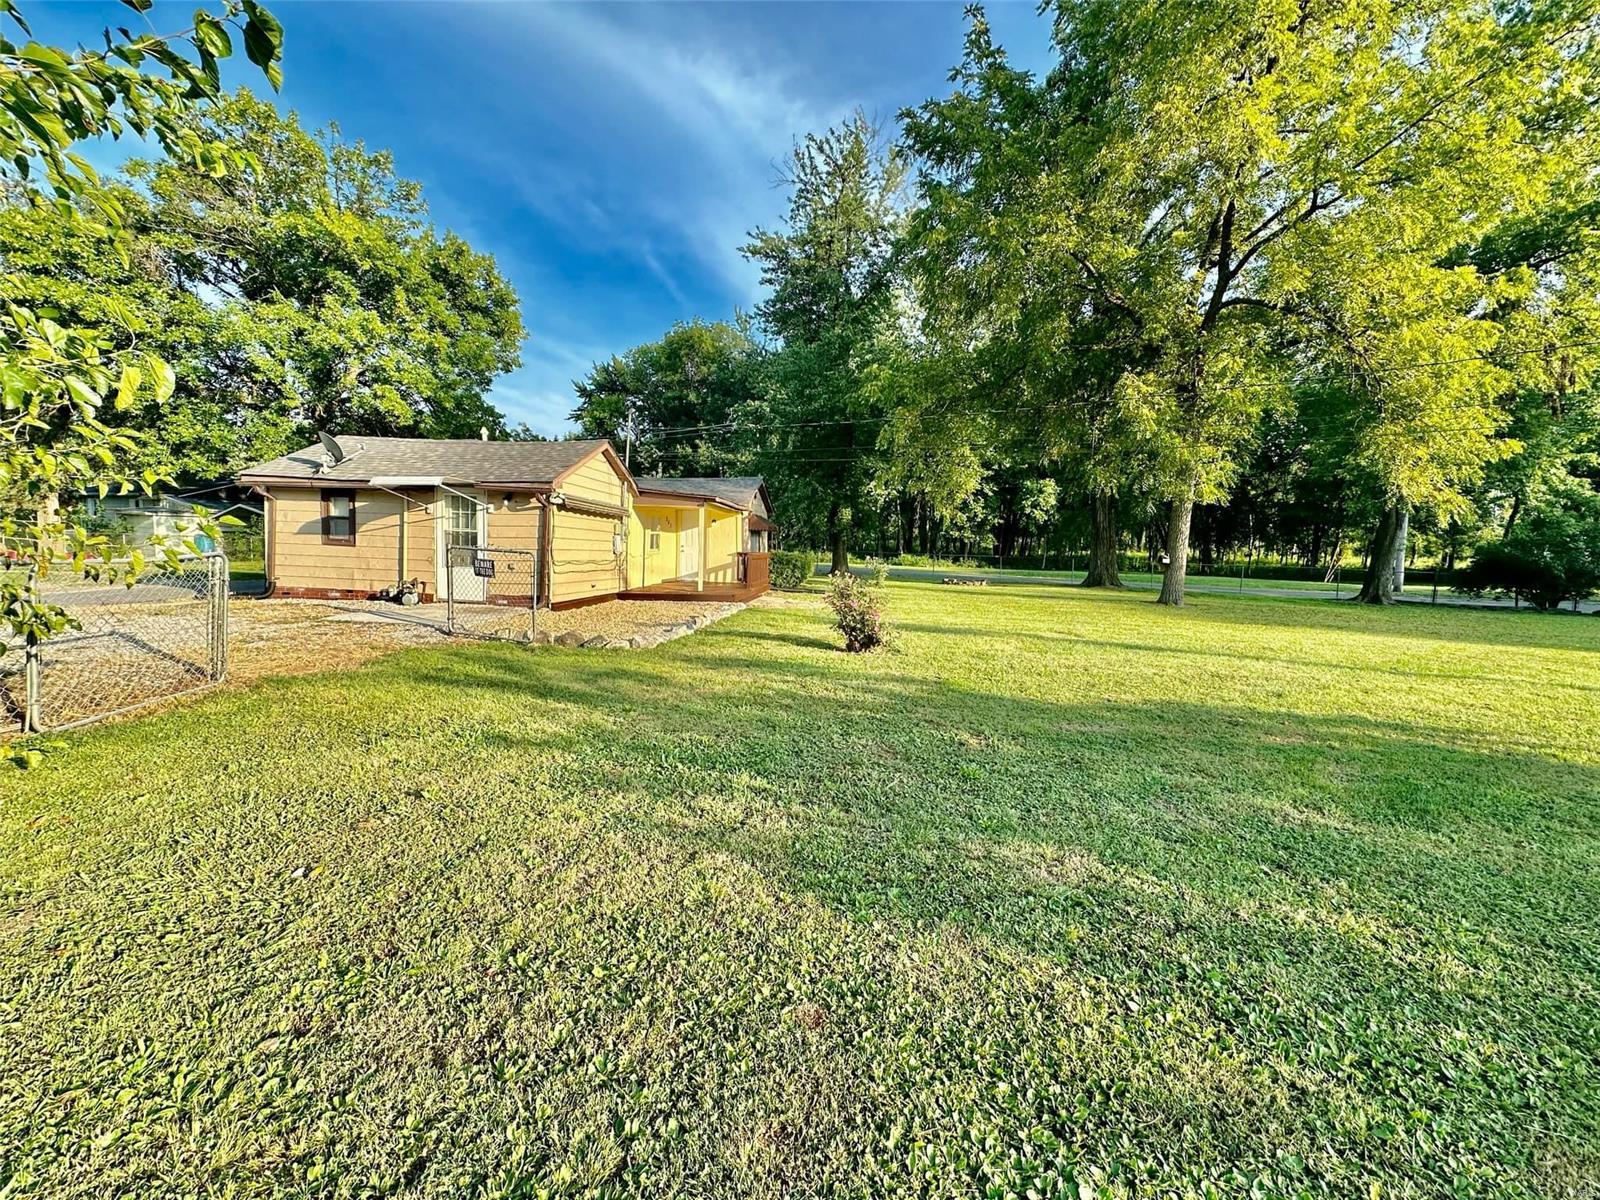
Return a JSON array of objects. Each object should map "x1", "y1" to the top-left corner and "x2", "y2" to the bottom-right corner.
[
  {"x1": 1, "y1": 553, "x2": 229, "y2": 733},
  {"x1": 444, "y1": 545, "x2": 538, "y2": 643}
]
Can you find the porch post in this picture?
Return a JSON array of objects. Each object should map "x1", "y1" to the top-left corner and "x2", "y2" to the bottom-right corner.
[{"x1": 698, "y1": 503, "x2": 707, "y2": 593}]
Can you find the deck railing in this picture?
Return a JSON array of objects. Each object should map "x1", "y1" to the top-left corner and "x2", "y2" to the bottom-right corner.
[{"x1": 739, "y1": 552, "x2": 770, "y2": 593}]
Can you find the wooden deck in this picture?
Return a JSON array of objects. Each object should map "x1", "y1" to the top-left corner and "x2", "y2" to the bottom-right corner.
[{"x1": 621, "y1": 552, "x2": 769, "y2": 604}]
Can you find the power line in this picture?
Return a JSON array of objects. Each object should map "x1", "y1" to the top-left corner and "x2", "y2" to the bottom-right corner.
[{"x1": 623, "y1": 333, "x2": 1600, "y2": 452}]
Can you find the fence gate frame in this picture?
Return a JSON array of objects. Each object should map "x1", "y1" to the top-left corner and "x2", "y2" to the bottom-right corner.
[
  {"x1": 444, "y1": 544, "x2": 539, "y2": 643},
  {"x1": 18, "y1": 550, "x2": 230, "y2": 734}
]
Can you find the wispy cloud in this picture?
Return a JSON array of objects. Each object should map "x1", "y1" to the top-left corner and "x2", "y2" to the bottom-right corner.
[{"x1": 494, "y1": 4, "x2": 846, "y2": 303}]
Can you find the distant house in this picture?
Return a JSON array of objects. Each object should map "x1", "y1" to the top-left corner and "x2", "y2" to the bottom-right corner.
[
  {"x1": 79, "y1": 484, "x2": 262, "y2": 551},
  {"x1": 237, "y1": 436, "x2": 771, "y2": 608}
]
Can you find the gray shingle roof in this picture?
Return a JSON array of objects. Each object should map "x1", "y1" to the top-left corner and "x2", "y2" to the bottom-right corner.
[
  {"x1": 238, "y1": 436, "x2": 613, "y2": 487},
  {"x1": 636, "y1": 476, "x2": 765, "y2": 510}
]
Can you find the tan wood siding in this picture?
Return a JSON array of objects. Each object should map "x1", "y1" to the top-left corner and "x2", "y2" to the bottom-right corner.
[
  {"x1": 562, "y1": 452, "x2": 628, "y2": 507},
  {"x1": 270, "y1": 488, "x2": 413, "y2": 595},
  {"x1": 549, "y1": 508, "x2": 623, "y2": 604},
  {"x1": 486, "y1": 497, "x2": 542, "y2": 555}
]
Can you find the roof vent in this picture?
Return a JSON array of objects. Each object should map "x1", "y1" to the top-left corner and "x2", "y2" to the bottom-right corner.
[{"x1": 480, "y1": 426, "x2": 489, "y2": 441}]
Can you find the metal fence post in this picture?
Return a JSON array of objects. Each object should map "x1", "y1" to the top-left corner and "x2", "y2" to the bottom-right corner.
[
  {"x1": 22, "y1": 641, "x2": 42, "y2": 734},
  {"x1": 445, "y1": 545, "x2": 457, "y2": 633},
  {"x1": 209, "y1": 553, "x2": 230, "y2": 681}
]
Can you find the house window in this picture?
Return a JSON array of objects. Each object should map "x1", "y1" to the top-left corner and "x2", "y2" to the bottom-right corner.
[
  {"x1": 321, "y1": 489, "x2": 357, "y2": 545},
  {"x1": 648, "y1": 531, "x2": 661, "y2": 550}
]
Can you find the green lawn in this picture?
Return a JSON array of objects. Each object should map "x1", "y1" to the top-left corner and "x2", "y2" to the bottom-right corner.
[
  {"x1": 3, "y1": 585, "x2": 1598, "y2": 1198},
  {"x1": 877, "y1": 560, "x2": 1455, "y2": 597}
]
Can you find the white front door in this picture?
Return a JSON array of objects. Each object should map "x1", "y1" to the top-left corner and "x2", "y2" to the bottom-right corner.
[
  {"x1": 677, "y1": 512, "x2": 701, "y2": 580},
  {"x1": 439, "y1": 490, "x2": 488, "y2": 602}
]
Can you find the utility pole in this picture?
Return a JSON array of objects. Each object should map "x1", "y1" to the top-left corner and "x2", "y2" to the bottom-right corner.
[{"x1": 621, "y1": 401, "x2": 639, "y2": 471}]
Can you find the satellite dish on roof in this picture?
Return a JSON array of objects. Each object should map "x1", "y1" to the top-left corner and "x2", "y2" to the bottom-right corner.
[{"x1": 319, "y1": 432, "x2": 347, "y2": 465}]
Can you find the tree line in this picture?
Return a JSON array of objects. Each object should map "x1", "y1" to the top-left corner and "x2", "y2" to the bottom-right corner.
[{"x1": 573, "y1": 0, "x2": 1600, "y2": 607}]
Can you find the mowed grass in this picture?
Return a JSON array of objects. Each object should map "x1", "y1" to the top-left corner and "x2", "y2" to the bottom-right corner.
[{"x1": 2, "y1": 585, "x2": 1598, "y2": 1199}]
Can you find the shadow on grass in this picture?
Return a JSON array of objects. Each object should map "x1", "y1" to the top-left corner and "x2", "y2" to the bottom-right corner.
[
  {"x1": 20, "y1": 608, "x2": 1600, "y2": 1193},
  {"x1": 393, "y1": 636, "x2": 1600, "y2": 926},
  {"x1": 340, "y1": 637, "x2": 1600, "y2": 1136}
]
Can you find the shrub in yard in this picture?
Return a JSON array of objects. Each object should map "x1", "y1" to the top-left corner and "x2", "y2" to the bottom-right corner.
[
  {"x1": 1456, "y1": 496, "x2": 1600, "y2": 611},
  {"x1": 769, "y1": 550, "x2": 816, "y2": 590},
  {"x1": 865, "y1": 557, "x2": 890, "y2": 586},
  {"x1": 826, "y1": 572, "x2": 888, "y2": 651}
]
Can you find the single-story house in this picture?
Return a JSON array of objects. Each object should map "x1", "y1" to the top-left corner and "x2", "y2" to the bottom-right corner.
[{"x1": 237, "y1": 435, "x2": 771, "y2": 608}]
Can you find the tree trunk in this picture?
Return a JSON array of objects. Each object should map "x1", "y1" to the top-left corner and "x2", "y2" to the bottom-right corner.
[
  {"x1": 1156, "y1": 494, "x2": 1193, "y2": 606},
  {"x1": 1391, "y1": 508, "x2": 1409, "y2": 592},
  {"x1": 827, "y1": 502, "x2": 849, "y2": 574},
  {"x1": 1081, "y1": 491, "x2": 1124, "y2": 587},
  {"x1": 1356, "y1": 506, "x2": 1405, "y2": 603},
  {"x1": 1503, "y1": 493, "x2": 1522, "y2": 538}
]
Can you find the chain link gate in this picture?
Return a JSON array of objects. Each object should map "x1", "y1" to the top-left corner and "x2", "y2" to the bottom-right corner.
[
  {"x1": 444, "y1": 545, "x2": 538, "y2": 642},
  {"x1": 2, "y1": 552, "x2": 229, "y2": 733}
]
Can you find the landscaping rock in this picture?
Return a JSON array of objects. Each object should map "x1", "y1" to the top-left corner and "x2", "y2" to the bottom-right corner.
[
  {"x1": 581, "y1": 634, "x2": 610, "y2": 649},
  {"x1": 531, "y1": 629, "x2": 551, "y2": 645},
  {"x1": 554, "y1": 630, "x2": 585, "y2": 647}
]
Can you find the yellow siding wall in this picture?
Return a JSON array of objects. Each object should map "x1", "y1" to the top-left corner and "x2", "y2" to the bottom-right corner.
[
  {"x1": 625, "y1": 502, "x2": 747, "y2": 588},
  {"x1": 704, "y1": 504, "x2": 745, "y2": 584},
  {"x1": 628, "y1": 505, "x2": 688, "y2": 588},
  {"x1": 547, "y1": 449, "x2": 629, "y2": 604}
]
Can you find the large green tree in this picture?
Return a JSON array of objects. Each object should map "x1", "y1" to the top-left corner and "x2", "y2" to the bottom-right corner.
[
  {"x1": 0, "y1": 0, "x2": 282, "y2": 658},
  {"x1": 135, "y1": 91, "x2": 523, "y2": 445},
  {"x1": 0, "y1": 90, "x2": 525, "y2": 487},
  {"x1": 570, "y1": 318, "x2": 766, "y2": 478},
  {"x1": 743, "y1": 113, "x2": 906, "y2": 572},
  {"x1": 905, "y1": 0, "x2": 1596, "y2": 604}
]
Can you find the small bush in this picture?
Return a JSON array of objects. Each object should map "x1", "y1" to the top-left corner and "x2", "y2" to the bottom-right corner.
[
  {"x1": 865, "y1": 557, "x2": 890, "y2": 586},
  {"x1": 826, "y1": 572, "x2": 888, "y2": 652},
  {"x1": 1455, "y1": 498, "x2": 1600, "y2": 611},
  {"x1": 769, "y1": 550, "x2": 816, "y2": 591}
]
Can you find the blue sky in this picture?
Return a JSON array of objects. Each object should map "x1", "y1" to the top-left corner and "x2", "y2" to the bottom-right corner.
[{"x1": 32, "y1": 2, "x2": 1053, "y2": 436}]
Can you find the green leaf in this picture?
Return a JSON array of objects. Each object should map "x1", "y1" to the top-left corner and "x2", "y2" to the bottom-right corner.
[
  {"x1": 150, "y1": 356, "x2": 176, "y2": 403},
  {"x1": 64, "y1": 375, "x2": 102, "y2": 412},
  {"x1": 0, "y1": 0, "x2": 33, "y2": 35},
  {"x1": 114, "y1": 364, "x2": 143, "y2": 410},
  {"x1": 242, "y1": 3, "x2": 283, "y2": 74},
  {"x1": 193, "y1": 12, "x2": 233, "y2": 60}
]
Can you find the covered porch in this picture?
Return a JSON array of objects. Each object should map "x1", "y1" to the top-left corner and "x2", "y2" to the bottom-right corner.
[{"x1": 626, "y1": 493, "x2": 770, "y2": 601}]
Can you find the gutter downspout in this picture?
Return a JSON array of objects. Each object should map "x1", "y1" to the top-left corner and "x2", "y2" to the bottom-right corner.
[
  {"x1": 366, "y1": 482, "x2": 429, "y2": 594},
  {"x1": 536, "y1": 492, "x2": 553, "y2": 610},
  {"x1": 245, "y1": 484, "x2": 277, "y2": 597}
]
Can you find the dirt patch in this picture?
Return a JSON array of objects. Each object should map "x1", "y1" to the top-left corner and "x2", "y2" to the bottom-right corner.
[{"x1": 227, "y1": 600, "x2": 441, "y2": 684}]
